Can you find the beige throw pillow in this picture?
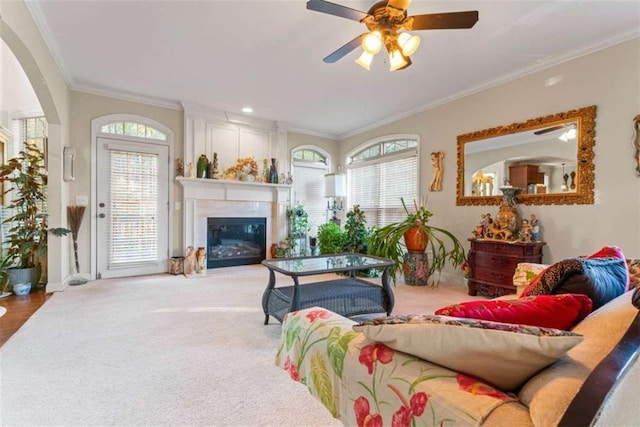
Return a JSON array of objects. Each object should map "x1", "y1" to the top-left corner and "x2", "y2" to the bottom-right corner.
[{"x1": 353, "y1": 314, "x2": 584, "y2": 390}]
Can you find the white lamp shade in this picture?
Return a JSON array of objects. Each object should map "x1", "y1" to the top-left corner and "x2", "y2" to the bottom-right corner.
[
  {"x1": 398, "y1": 32, "x2": 420, "y2": 57},
  {"x1": 362, "y1": 31, "x2": 383, "y2": 54},
  {"x1": 355, "y1": 51, "x2": 374, "y2": 70},
  {"x1": 324, "y1": 173, "x2": 346, "y2": 198},
  {"x1": 389, "y1": 50, "x2": 409, "y2": 71}
]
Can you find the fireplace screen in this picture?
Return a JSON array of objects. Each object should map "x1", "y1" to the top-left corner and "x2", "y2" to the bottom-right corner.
[{"x1": 207, "y1": 217, "x2": 267, "y2": 268}]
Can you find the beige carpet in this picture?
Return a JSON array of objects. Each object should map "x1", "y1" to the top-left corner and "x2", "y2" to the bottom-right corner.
[{"x1": 0, "y1": 264, "x2": 484, "y2": 426}]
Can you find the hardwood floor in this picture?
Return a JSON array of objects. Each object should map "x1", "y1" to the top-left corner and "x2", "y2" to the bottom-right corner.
[{"x1": 0, "y1": 287, "x2": 51, "y2": 346}]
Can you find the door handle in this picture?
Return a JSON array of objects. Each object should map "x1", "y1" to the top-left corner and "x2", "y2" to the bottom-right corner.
[{"x1": 99, "y1": 213, "x2": 106, "y2": 218}]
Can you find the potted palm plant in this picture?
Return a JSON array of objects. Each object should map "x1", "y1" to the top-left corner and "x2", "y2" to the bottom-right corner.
[
  {"x1": 0, "y1": 143, "x2": 69, "y2": 292},
  {"x1": 368, "y1": 198, "x2": 466, "y2": 284}
]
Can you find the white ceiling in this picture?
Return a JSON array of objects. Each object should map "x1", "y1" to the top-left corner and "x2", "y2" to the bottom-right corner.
[{"x1": 25, "y1": 0, "x2": 640, "y2": 138}]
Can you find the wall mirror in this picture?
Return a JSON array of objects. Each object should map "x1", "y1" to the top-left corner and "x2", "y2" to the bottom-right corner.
[{"x1": 456, "y1": 105, "x2": 596, "y2": 206}]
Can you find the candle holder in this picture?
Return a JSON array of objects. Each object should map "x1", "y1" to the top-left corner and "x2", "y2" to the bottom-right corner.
[{"x1": 327, "y1": 198, "x2": 344, "y2": 225}]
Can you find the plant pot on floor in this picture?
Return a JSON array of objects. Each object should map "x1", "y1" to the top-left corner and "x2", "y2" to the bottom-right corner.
[{"x1": 6, "y1": 265, "x2": 42, "y2": 293}]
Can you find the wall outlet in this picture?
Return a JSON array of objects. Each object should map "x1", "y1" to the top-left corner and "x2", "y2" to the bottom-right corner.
[{"x1": 75, "y1": 195, "x2": 89, "y2": 206}]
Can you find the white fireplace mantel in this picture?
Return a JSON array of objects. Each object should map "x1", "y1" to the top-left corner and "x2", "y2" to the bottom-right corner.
[{"x1": 176, "y1": 177, "x2": 292, "y2": 253}]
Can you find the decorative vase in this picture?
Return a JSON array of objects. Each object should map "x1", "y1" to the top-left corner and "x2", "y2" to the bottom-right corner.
[
  {"x1": 197, "y1": 154, "x2": 209, "y2": 179},
  {"x1": 403, "y1": 226, "x2": 429, "y2": 253},
  {"x1": 269, "y1": 158, "x2": 278, "y2": 184},
  {"x1": 262, "y1": 159, "x2": 269, "y2": 183},
  {"x1": 495, "y1": 186, "x2": 522, "y2": 238}
]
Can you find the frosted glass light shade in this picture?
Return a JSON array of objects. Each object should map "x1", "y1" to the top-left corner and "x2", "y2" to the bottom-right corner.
[
  {"x1": 355, "y1": 51, "x2": 374, "y2": 70},
  {"x1": 324, "y1": 173, "x2": 346, "y2": 198},
  {"x1": 362, "y1": 31, "x2": 383, "y2": 54},
  {"x1": 389, "y1": 50, "x2": 409, "y2": 71},
  {"x1": 398, "y1": 32, "x2": 420, "y2": 56}
]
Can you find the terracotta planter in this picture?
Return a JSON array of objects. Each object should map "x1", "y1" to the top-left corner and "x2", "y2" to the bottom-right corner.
[{"x1": 403, "y1": 226, "x2": 429, "y2": 253}]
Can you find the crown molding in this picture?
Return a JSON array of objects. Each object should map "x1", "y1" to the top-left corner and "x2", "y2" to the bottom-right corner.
[
  {"x1": 72, "y1": 83, "x2": 182, "y2": 111},
  {"x1": 24, "y1": 0, "x2": 72, "y2": 85},
  {"x1": 288, "y1": 126, "x2": 338, "y2": 141},
  {"x1": 338, "y1": 31, "x2": 640, "y2": 140}
]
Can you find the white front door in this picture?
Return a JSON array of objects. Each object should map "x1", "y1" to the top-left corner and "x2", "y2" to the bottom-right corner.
[{"x1": 96, "y1": 137, "x2": 169, "y2": 279}]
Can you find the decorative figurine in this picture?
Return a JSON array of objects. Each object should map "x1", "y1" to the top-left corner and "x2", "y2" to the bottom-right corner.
[
  {"x1": 530, "y1": 214, "x2": 541, "y2": 241},
  {"x1": 176, "y1": 158, "x2": 184, "y2": 177},
  {"x1": 520, "y1": 219, "x2": 532, "y2": 242},
  {"x1": 187, "y1": 162, "x2": 195, "y2": 178},
  {"x1": 429, "y1": 151, "x2": 444, "y2": 192},
  {"x1": 285, "y1": 171, "x2": 293, "y2": 185},
  {"x1": 212, "y1": 153, "x2": 219, "y2": 179},
  {"x1": 195, "y1": 247, "x2": 206, "y2": 274}
]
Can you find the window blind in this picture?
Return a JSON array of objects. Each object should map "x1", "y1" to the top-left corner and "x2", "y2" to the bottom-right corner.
[
  {"x1": 109, "y1": 150, "x2": 159, "y2": 266},
  {"x1": 292, "y1": 164, "x2": 327, "y2": 229},
  {"x1": 348, "y1": 155, "x2": 417, "y2": 228}
]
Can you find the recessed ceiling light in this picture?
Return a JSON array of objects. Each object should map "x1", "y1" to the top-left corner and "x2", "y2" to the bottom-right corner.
[{"x1": 241, "y1": 107, "x2": 253, "y2": 113}]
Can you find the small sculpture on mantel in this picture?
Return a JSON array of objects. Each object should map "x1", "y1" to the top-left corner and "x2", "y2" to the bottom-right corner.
[
  {"x1": 520, "y1": 219, "x2": 533, "y2": 242},
  {"x1": 212, "y1": 152, "x2": 220, "y2": 179},
  {"x1": 187, "y1": 162, "x2": 195, "y2": 178},
  {"x1": 176, "y1": 158, "x2": 184, "y2": 177}
]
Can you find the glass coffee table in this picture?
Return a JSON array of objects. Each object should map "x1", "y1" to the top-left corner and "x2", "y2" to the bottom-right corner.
[{"x1": 261, "y1": 253, "x2": 395, "y2": 324}]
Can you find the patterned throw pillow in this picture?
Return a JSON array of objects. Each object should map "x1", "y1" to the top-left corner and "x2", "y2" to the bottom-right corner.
[
  {"x1": 353, "y1": 314, "x2": 583, "y2": 390},
  {"x1": 521, "y1": 247, "x2": 629, "y2": 309},
  {"x1": 435, "y1": 294, "x2": 592, "y2": 330},
  {"x1": 627, "y1": 259, "x2": 640, "y2": 290}
]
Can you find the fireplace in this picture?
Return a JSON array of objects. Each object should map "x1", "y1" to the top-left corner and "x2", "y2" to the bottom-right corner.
[{"x1": 207, "y1": 217, "x2": 267, "y2": 268}]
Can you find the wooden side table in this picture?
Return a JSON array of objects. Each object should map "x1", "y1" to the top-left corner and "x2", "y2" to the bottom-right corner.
[{"x1": 467, "y1": 239, "x2": 545, "y2": 297}]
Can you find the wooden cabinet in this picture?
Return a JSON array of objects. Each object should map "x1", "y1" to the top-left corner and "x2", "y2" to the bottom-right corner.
[
  {"x1": 467, "y1": 239, "x2": 545, "y2": 297},
  {"x1": 509, "y1": 164, "x2": 543, "y2": 192}
]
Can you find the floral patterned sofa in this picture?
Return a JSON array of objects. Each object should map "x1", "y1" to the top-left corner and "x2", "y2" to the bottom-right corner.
[{"x1": 275, "y1": 257, "x2": 640, "y2": 426}]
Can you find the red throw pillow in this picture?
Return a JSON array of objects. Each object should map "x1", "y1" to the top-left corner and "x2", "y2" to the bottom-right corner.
[{"x1": 435, "y1": 294, "x2": 593, "y2": 330}]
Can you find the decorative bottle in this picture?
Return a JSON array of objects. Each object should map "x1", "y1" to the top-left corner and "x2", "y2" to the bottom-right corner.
[
  {"x1": 197, "y1": 154, "x2": 209, "y2": 179},
  {"x1": 269, "y1": 158, "x2": 279, "y2": 184},
  {"x1": 262, "y1": 159, "x2": 269, "y2": 183}
]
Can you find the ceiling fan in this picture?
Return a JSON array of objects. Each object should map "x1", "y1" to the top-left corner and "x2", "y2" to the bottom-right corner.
[{"x1": 306, "y1": 0, "x2": 479, "y2": 71}]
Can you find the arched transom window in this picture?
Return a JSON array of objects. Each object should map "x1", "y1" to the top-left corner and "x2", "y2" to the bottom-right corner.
[
  {"x1": 291, "y1": 147, "x2": 330, "y2": 229},
  {"x1": 347, "y1": 136, "x2": 419, "y2": 227},
  {"x1": 100, "y1": 122, "x2": 167, "y2": 141}
]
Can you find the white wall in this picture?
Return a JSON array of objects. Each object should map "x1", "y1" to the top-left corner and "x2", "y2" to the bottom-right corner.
[{"x1": 339, "y1": 38, "x2": 640, "y2": 269}]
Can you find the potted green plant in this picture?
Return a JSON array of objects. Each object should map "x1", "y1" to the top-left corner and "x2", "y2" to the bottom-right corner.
[
  {"x1": 343, "y1": 204, "x2": 372, "y2": 254},
  {"x1": 0, "y1": 143, "x2": 69, "y2": 292},
  {"x1": 368, "y1": 198, "x2": 466, "y2": 284},
  {"x1": 317, "y1": 221, "x2": 347, "y2": 255},
  {"x1": 286, "y1": 203, "x2": 311, "y2": 256}
]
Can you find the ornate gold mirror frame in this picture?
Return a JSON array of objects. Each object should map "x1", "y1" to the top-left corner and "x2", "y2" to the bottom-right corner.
[{"x1": 456, "y1": 105, "x2": 596, "y2": 206}]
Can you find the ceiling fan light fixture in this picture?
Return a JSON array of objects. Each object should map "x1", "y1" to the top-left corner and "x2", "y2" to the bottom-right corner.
[
  {"x1": 398, "y1": 32, "x2": 420, "y2": 56},
  {"x1": 355, "y1": 51, "x2": 374, "y2": 70},
  {"x1": 389, "y1": 49, "x2": 409, "y2": 71},
  {"x1": 362, "y1": 31, "x2": 383, "y2": 54},
  {"x1": 558, "y1": 127, "x2": 577, "y2": 142}
]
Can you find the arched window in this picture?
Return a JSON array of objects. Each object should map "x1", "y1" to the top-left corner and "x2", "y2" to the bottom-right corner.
[
  {"x1": 291, "y1": 147, "x2": 330, "y2": 230},
  {"x1": 346, "y1": 135, "x2": 419, "y2": 227},
  {"x1": 100, "y1": 121, "x2": 167, "y2": 141}
]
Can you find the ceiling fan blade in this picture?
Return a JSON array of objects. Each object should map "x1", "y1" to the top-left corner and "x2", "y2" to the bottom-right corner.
[
  {"x1": 387, "y1": 0, "x2": 412, "y2": 12},
  {"x1": 323, "y1": 34, "x2": 365, "y2": 63},
  {"x1": 306, "y1": 0, "x2": 370, "y2": 22},
  {"x1": 534, "y1": 125, "x2": 566, "y2": 135},
  {"x1": 409, "y1": 11, "x2": 479, "y2": 30}
]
